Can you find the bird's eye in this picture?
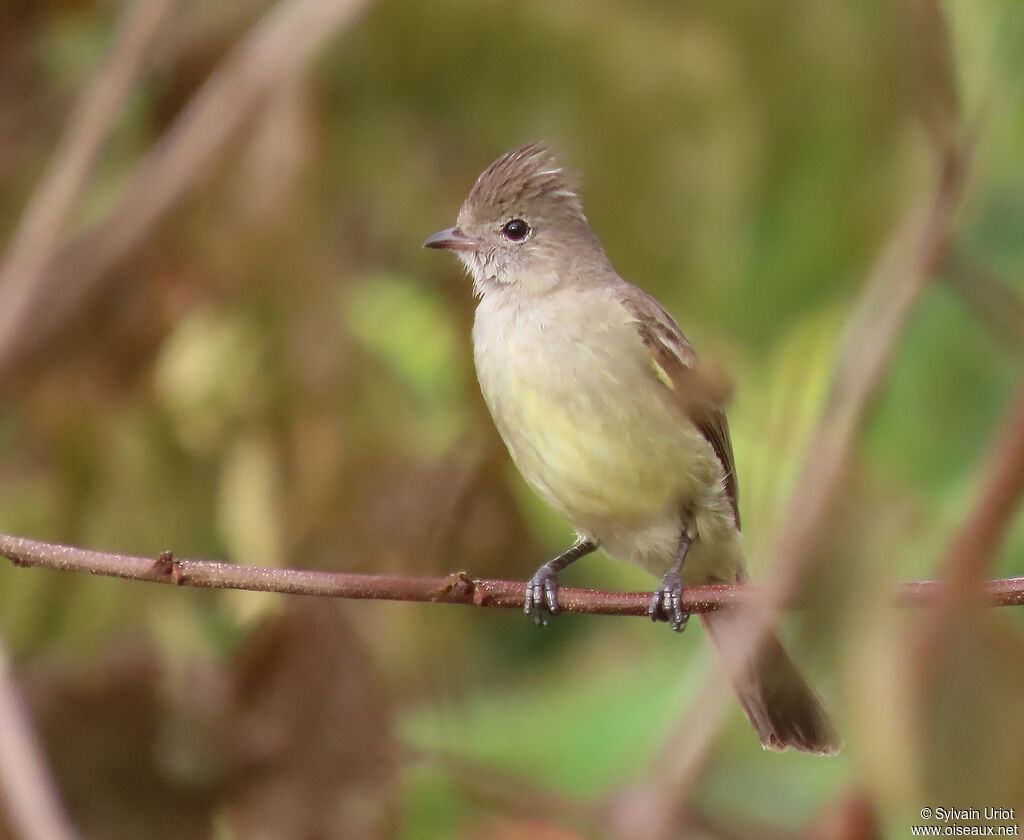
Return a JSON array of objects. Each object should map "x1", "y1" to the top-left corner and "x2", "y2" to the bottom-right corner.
[{"x1": 502, "y1": 219, "x2": 530, "y2": 241}]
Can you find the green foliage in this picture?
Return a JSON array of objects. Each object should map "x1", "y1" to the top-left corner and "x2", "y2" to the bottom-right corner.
[{"x1": 0, "y1": 0, "x2": 1022, "y2": 837}]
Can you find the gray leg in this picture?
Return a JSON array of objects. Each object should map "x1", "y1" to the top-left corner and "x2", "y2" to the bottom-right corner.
[
  {"x1": 524, "y1": 538, "x2": 598, "y2": 626},
  {"x1": 648, "y1": 531, "x2": 693, "y2": 632}
]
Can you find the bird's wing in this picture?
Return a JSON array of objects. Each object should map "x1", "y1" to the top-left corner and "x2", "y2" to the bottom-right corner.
[{"x1": 627, "y1": 291, "x2": 740, "y2": 529}]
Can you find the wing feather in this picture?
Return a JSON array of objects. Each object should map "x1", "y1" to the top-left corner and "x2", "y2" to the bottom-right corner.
[{"x1": 628, "y1": 293, "x2": 740, "y2": 529}]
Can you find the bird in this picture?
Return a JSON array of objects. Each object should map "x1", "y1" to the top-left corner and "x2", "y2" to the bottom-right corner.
[{"x1": 424, "y1": 143, "x2": 838, "y2": 754}]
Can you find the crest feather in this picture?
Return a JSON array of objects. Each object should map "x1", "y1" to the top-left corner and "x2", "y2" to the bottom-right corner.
[{"x1": 463, "y1": 143, "x2": 584, "y2": 222}]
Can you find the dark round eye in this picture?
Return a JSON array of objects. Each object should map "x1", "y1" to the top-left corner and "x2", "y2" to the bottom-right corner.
[{"x1": 502, "y1": 219, "x2": 530, "y2": 241}]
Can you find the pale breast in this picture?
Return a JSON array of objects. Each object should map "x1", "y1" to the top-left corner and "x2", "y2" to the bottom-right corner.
[{"x1": 471, "y1": 287, "x2": 723, "y2": 530}]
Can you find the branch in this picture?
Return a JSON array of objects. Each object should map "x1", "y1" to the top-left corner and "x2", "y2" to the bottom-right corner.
[
  {"x1": 941, "y1": 376, "x2": 1024, "y2": 589},
  {"x1": 0, "y1": 0, "x2": 173, "y2": 374},
  {"x1": 0, "y1": 0, "x2": 373, "y2": 389},
  {"x1": 0, "y1": 638, "x2": 81, "y2": 840},
  {"x1": 1, "y1": 532, "x2": 1022, "y2": 614},
  {"x1": 942, "y1": 249, "x2": 1024, "y2": 357},
  {"x1": 916, "y1": 375, "x2": 1024, "y2": 687},
  {"x1": 770, "y1": 142, "x2": 970, "y2": 600}
]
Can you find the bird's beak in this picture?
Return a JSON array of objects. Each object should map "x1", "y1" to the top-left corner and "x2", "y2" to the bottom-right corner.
[{"x1": 423, "y1": 226, "x2": 478, "y2": 252}]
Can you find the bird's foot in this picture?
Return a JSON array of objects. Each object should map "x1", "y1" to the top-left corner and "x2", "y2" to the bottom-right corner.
[
  {"x1": 524, "y1": 564, "x2": 561, "y2": 627},
  {"x1": 648, "y1": 568, "x2": 689, "y2": 632}
]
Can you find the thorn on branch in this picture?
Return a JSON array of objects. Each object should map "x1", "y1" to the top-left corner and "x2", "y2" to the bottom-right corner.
[
  {"x1": 153, "y1": 550, "x2": 182, "y2": 584},
  {"x1": 430, "y1": 571, "x2": 475, "y2": 603},
  {"x1": 471, "y1": 580, "x2": 493, "y2": 607}
]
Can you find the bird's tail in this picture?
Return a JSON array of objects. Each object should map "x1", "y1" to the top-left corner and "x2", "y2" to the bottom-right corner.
[{"x1": 699, "y1": 608, "x2": 839, "y2": 754}]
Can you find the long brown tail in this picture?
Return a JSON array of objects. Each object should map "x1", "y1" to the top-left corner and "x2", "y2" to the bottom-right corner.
[{"x1": 700, "y1": 609, "x2": 840, "y2": 754}]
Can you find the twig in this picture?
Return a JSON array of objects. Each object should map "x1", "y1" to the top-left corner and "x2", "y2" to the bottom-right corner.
[
  {"x1": 916, "y1": 376, "x2": 1024, "y2": 686},
  {"x1": 942, "y1": 250, "x2": 1024, "y2": 356},
  {"x1": 0, "y1": 639, "x2": 81, "y2": 840},
  {"x1": 0, "y1": 0, "x2": 173, "y2": 377},
  {"x1": 0, "y1": 0, "x2": 373, "y2": 389},
  {"x1": 770, "y1": 145, "x2": 969, "y2": 601},
  {"x1": 941, "y1": 377, "x2": 1024, "y2": 589},
  {"x1": 1, "y1": 532, "x2": 1022, "y2": 614}
]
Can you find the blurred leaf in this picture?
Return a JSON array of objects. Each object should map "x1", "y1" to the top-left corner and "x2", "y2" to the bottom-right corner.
[
  {"x1": 401, "y1": 647, "x2": 706, "y2": 797},
  {"x1": 344, "y1": 273, "x2": 467, "y2": 456},
  {"x1": 917, "y1": 611, "x2": 1024, "y2": 812},
  {"x1": 456, "y1": 819, "x2": 586, "y2": 840},
  {"x1": 219, "y1": 604, "x2": 398, "y2": 839},
  {"x1": 731, "y1": 304, "x2": 844, "y2": 560},
  {"x1": 216, "y1": 430, "x2": 283, "y2": 568},
  {"x1": 19, "y1": 604, "x2": 399, "y2": 840},
  {"x1": 216, "y1": 430, "x2": 284, "y2": 623},
  {"x1": 153, "y1": 307, "x2": 270, "y2": 454},
  {"x1": 344, "y1": 273, "x2": 462, "y2": 405},
  {"x1": 23, "y1": 647, "x2": 216, "y2": 840}
]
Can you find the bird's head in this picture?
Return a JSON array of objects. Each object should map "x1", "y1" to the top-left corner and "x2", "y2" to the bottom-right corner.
[{"x1": 424, "y1": 144, "x2": 606, "y2": 296}]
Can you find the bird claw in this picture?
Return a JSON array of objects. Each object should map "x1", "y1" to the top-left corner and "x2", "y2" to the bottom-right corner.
[
  {"x1": 648, "y1": 570, "x2": 689, "y2": 633},
  {"x1": 524, "y1": 565, "x2": 561, "y2": 627}
]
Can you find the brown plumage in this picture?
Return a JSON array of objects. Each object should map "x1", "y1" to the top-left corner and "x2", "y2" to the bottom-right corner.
[{"x1": 465, "y1": 142, "x2": 585, "y2": 224}]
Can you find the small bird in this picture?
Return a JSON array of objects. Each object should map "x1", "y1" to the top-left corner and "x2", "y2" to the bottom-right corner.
[{"x1": 425, "y1": 143, "x2": 838, "y2": 754}]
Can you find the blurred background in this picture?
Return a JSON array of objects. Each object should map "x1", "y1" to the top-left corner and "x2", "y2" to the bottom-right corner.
[{"x1": 0, "y1": 0, "x2": 1022, "y2": 838}]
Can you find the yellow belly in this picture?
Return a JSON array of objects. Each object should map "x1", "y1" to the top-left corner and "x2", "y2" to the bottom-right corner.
[
  {"x1": 492, "y1": 378, "x2": 697, "y2": 519},
  {"x1": 471, "y1": 286, "x2": 739, "y2": 581}
]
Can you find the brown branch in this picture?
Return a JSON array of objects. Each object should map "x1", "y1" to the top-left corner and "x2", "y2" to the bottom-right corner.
[
  {"x1": 941, "y1": 376, "x2": 1024, "y2": 589},
  {"x1": 942, "y1": 249, "x2": 1024, "y2": 356},
  {"x1": 0, "y1": 639, "x2": 81, "y2": 840},
  {"x1": 0, "y1": 0, "x2": 173, "y2": 375},
  {"x1": 0, "y1": 0, "x2": 373, "y2": 389},
  {"x1": 769, "y1": 142, "x2": 970, "y2": 601},
  {"x1": 915, "y1": 375, "x2": 1024, "y2": 688},
  {"x1": 1, "y1": 532, "x2": 1022, "y2": 614}
]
